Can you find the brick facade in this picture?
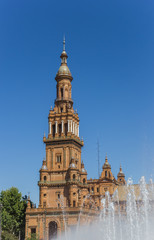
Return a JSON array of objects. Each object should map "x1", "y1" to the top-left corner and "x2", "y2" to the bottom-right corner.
[{"x1": 25, "y1": 39, "x2": 125, "y2": 240}]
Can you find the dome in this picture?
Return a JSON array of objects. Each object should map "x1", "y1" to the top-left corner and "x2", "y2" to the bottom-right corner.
[
  {"x1": 81, "y1": 168, "x2": 86, "y2": 173},
  {"x1": 69, "y1": 163, "x2": 76, "y2": 168},
  {"x1": 42, "y1": 165, "x2": 48, "y2": 170},
  {"x1": 41, "y1": 159, "x2": 48, "y2": 170},
  {"x1": 56, "y1": 65, "x2": 72, "y2": 77},
  {"x1": 55, "y1": 39, "x2": 73, "y2": 80},
  {"x1": 117, "y1": 166, "x2": 125, "y2": 177},
  {"x1": 103, "y1": 155, "x2": 111, "y2": 169}
]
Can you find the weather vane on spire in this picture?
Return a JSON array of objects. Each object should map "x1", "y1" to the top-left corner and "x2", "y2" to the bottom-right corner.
[{"x1": 63, "y1": 35, "x2": 65, "y2": 51}]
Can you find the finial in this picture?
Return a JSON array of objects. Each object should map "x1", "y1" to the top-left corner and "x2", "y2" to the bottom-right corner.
[
  {"x1": 44, "y1": 132, "x2": 45, "y2": 137},
  {"x1": 120, "y1": 164, "x2": 123, "y2": 172},
  {"x1": 28, "y1": 192, "x2": 30, "y2": 200},
  {"x1": 105, "y1": 153, "x2": 108, "y2": 162},
  {"x1": 63, "y1": 35, "x2": 65, "y2": 51}
]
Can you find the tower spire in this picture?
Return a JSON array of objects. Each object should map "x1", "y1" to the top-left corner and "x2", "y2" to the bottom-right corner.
[{"x1": 63, "y1": 35, "x2": 65, "y2": 51}]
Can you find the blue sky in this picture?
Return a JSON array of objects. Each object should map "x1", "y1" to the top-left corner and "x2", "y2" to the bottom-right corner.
[{"x1": 0, "y1": 0, "x2": 154, "y2": 205}]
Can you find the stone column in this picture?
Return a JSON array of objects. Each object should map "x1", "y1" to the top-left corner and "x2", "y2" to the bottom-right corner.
[
  {"x1": 49, "y1": 122, "x2": 52, "y2": 134},
  {"x1": 73, "y1": 122, "x2": 75, "y2": 134},
  {"x1": 70, "y1": 120, "x2": 72, "y2": 132},
  {"x1": 68, "y1": 120, "x2": 70, "y2": 132},
  {"x1": 75, "y1": 123, "x2": 77, "y2": 136}
]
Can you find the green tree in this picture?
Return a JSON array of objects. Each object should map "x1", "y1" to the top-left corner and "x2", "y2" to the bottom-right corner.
[{"x1": 0, "y1": 187, "x2": 27, "y2": 240}]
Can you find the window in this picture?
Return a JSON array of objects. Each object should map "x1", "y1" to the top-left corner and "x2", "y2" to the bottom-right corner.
[
  {"x1": 52, "y1": 124, "x2": 55, "y2": 137},
  {"x1": 73, "y1": 192, "x2": 76, "y2": 196},
  {"x1": 61, "y1": 88, "x2": 63, "y2": 98},
  {"x1": 44, "y1": 194, "x2": 46, "y2": 197},
  {"x1": 92, "y1": 187, "x2": 94, "y2": 192},
  {"x1": 73, "y1": 201, "x2": 76, "y2": 207},
  {"x1": 58, "y1": 193, "x2": 60, "y2": 199},
  {"x1": 58, "y1": 203, "x2": 60, "y2": 208},
  {"x1": 57, "y1": 155, "x2": 61, "y2": 163},
  {"x1": 43, "y1": 201, "x2": 46, "y2": 208},
  {"x1": 44, "y1": 176, "x2": 47, "y2": 182},
  {"x1": 83, "y1": 178, "x2": 86, "y2": 184},
  {"x1": 31, "y1": 228, "x2": 36, "y2": 237},
  {"x1": 88, "y1": 188, "x2": 90, "y2": 192},
  {"x1": 64, "y1": 123, "x2": 68, "y2": 136},
  {"x1": 73, "y1": 174, "x2": 76, "y2": 180},
  {"x1": 97, "y1": 187, "x2": 99, "y2": 193},
  {"x1": 31, "y1": 228, "x2": 36, "y2": 234},
  {"x1": 61, "y1": 108, "x2": 63, "y2": 113},
  {"x1": 105, "y1": 171, "x2": 107, "y2": 177},
  {"x1": 58, "y1": 124, "x2": 62, "y2": 136}
]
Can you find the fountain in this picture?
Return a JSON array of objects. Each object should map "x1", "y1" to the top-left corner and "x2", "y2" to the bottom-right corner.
[{"x1": 58, "y1": 177, "x2": 154, "y2": 240}]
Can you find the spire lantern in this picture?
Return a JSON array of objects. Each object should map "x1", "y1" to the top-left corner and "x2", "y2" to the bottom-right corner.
[
  {"x1": 55, "y1": 37, "x2": 72, "y2": 81},
  {"x1": 103, "y1": 154, "x2": 111, "y2": 169},
  {"x1": 117, "y1": 165, "x2": 125, "y2": 177}
]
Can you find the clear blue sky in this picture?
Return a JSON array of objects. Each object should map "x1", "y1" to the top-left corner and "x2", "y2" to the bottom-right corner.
[{"x1": 0, "y1": 0, "x2": 154, "y2": 205}]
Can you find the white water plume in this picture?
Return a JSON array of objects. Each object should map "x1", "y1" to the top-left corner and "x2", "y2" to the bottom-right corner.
[{"x1": 58, "y1": 177, "x2": 154, "y2": 240}]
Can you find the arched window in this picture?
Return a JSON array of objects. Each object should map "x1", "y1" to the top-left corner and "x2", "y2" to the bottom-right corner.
[
  {"x1": 73, "y1": 200, "x2": 76, "y2": 207},
  {"x1": 58, "y1": 124, "x2": 61, "y2": 136},
  {"x1": 73, "y1": 174, "x2": 76, "y2": 180},
  {"x1": 61, "y1": 88, "x2": 63, "y2": 99},
  {"x1": 52, "y1": 124, "x2": 55, "y2": 137},
  {"x1": 44, "y1": 176, "x2": 47, "y2": 182},
  {"x1": 49, "y1": 222, "x2": 58, "y2": 239},
  {"x1": 83, "y1": 178, "x2": 86, "y2": 184},
  {"x1": 105, "y1": 171, "x2": 107, "y2": 177}
]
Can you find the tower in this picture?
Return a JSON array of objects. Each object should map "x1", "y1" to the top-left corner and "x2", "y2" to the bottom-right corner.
[
  {"x1": 25, "y1": 40, "x2": 126, "y2": 240},
  {"x1": 39, "y1": 38, "x2": 85, "y2": 210}
]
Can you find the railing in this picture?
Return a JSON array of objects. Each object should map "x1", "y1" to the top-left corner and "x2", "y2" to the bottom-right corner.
[
  {"x1": 45, "y1": 135, "x2": 83, "y2": 145},
  {"x1": 38, "y1": 179, "x2": 88, "y2": 186},
  {"x1": 55, "y1": 97, "x2": 73, "y2": 102}
]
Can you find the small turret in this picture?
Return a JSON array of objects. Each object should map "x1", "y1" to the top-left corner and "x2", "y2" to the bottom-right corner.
[
  {"x1": 41, "y1": 159, "x2": 48, "y2": 171},
  {"x1": 81, "y1": 161, "x2": 86, "y2": 173},
  {"x1": 80, "y1": 161, "x2": 87, "y2": 184},
  {"x1": 27, "y1": 195, "x2": 31, "y2": 209},
  {"x1": 101, "y1": 155, "x2": 113, "y2": 180},
  {"x1": 103, "y1": 155, "x2": 111, "y2": 170},
  {"x1": 117, "y1": 165, "x2": 126, "y2": 185}
]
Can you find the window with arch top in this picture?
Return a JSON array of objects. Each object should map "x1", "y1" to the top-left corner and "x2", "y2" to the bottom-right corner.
[
  {"x1": 73, "y1": 174, "x2": 76, "y2": 181},
  {"x1": 44, "y1": 176, "x2": 47, "y2": 182}
]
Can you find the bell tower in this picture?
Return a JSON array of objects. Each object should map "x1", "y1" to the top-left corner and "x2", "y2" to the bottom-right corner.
[{"x1": 39, "y1": 38, "x2": 84, "y2": 209}]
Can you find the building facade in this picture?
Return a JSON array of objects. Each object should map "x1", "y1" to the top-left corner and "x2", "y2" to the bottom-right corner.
[{"x1": 25, "y1": 40, "x2": 126, "y2": 240}]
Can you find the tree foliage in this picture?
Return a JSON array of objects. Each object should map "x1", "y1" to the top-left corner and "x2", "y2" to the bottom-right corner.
[
  {"x1": 0, "y1": 187, "x2": 27, "y2": 240},
  {"x1": 2, "y1": 231, "x2": 18, "y2": 240}
]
